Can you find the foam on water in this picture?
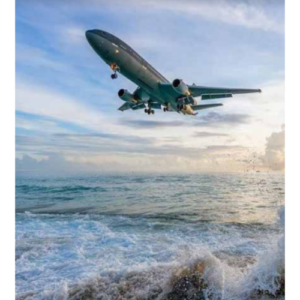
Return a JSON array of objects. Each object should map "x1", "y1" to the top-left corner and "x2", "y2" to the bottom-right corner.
[{"x1": 15, "y1": 174, "x2": 284, "y2": 299}]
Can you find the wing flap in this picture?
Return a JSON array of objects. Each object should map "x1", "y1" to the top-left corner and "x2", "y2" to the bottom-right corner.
[
  {"x1": 190, "y1": 86, "x2": 261, "y2": 98},
  {"x1": 132, "y1": 103, "x2": 146, "y2": 110},
  {"x1": 158, "y1": 82, "x2": 261, "y2": 99},
  {"x1": 191, "y1": 103, "x2": 223, "y2": 111},
  {"x1": 202, "y1": 94, "x2": 232, "y2": 100}
]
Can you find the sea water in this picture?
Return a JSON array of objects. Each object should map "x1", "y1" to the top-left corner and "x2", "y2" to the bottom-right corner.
[{"x1": 15, "y1": 173, "x2": 284, "y2": 300}]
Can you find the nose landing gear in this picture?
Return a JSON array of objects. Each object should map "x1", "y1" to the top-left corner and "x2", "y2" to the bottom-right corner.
[
  {"x1": 111, "y1": 73, "x2": 118, "y2": 79},
  {"x1": 110, "y1": 63, "x2": 119, "y2": 80}
]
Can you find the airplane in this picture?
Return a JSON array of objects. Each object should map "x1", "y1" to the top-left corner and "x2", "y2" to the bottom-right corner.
[{"x1": 85, "y1": 29, "x2": 261, "y2": 116}]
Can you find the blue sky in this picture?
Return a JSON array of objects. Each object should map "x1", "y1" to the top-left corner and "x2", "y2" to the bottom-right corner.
[{"x1": 16, "y1": 0, "x2": 285, "y2": 174}]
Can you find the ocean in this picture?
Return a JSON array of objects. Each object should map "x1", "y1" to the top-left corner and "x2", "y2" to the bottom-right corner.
[{"x1": 15, "y1": 173, "x2": 284, "y2": 300}]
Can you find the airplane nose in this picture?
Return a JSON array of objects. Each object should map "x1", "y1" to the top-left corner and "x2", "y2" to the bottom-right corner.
[
  {"x1": 85, "y1": 30, "x2": 100, "y2": 49},
  {"x1": 85, "y1": 30, "x2": 95, "y2": 41}
]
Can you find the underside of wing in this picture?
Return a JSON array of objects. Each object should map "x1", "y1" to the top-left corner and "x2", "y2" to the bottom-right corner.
[
  {"x1": 118, "y1": 102, "x2": 133, "y2": 111},
  {"x1": 118, "y1": 86, "x2": 163, "y2": 112},
  {"x1": 201, "y1": 94, "x2": 232, "y2": 100},
  {"x1": 118, "y1": 101, "x2": 161, "y2": 112},
  {"x1": 118, "y1": 102, "x2": 146, "y2": 111},
  {"x1": 191, "y1": 103, "x2": 223, "y2": 111},
  {"x1": 189, "y1": 85, "x2": 261, "y2": 98}
]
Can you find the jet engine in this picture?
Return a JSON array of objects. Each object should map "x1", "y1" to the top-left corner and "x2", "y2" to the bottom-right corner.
[
  {"x1": 118, "y1": 89, "x2": 137, "y2": 103},
  {"x1": 172, "y1": 79, "x2": 190, "y2": 95}
]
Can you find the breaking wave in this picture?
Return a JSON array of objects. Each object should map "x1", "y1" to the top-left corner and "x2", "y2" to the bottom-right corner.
[{"x1": 16, "y1": 206, "x2": 284, "y2": 300}]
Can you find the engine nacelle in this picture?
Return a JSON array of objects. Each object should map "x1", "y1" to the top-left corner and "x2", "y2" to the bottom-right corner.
[
  {"x1": 118, "y1": 89, "x2": 137, "y2": 103},
  {"x1": 172, "y1": 79, "x2": 190, "y2": 95}
]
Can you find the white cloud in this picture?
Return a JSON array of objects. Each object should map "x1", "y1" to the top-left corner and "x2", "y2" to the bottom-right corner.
[
  {"x1": 62, "y1": 26, "x2": 86, "y2": 45},
  {"x1": 16, "y1": 146, "x2": 251, "y2": 175},
  {"x1": 126, "y1": 0, "x2": 284, "y2": 34},
  {"x1": 15, "y1": 79, "x2": 123, "y2": 134},
  {"x1": 262, "y1": 125, "x2": 285, "y2": 170}
]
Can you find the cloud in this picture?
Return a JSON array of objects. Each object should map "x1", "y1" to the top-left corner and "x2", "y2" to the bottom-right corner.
[
  {"x1": 193, "y1": 132, "x2": 229, "y2": 138},
  {"x1": 126, "y1": 0, "x2": 284, "y2": 34},
  {"x1": 262, "y1": 125, "x2": 285, "y2": 170},
  {"x1": 195, "y1": 112, "x2": 250, "y2": 126},
  {"x1": 16, "y1": 142, "x2": 249, "y2": 175},
  {"x1": 16, "y1": 154, "x2": 91, "y2": 175},
  {"x1": 121, "y1": 112, "x2": 250, "y2": 129},
  {"x1": 15, "y1": 79, "x2": 125, "y2": 134},
  {"x1": 120, "y1": 119, "x2": 185, "y2": 129}
]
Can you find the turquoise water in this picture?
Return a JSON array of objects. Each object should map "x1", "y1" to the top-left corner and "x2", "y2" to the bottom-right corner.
[{"x1": 15, "y1": 173, "x2": 284, "y2": 299}]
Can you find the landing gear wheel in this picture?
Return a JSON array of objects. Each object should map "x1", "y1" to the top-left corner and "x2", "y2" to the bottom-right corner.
[
  {"x1": 148, "y1": 110, "x2": 151, "y2": 115},
  {"x1": 151, "y1": 110, "x2": 155, "y2": 114},
  {"x1": 144, "y1": 109, "x2": 148, "y2": 113},
  {"x1": 111, "y1": 73, "x2": 118, "y2": 79}
]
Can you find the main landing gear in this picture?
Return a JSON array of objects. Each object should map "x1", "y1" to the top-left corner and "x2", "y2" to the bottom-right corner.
[
  {"x1": 177, "y1": 98, "x2": 187, "y2": 111},
  {"x1": 163, "y1": 103, "x2": 170, "y2": 112},
  {"x1": 144, "y1": 108, "x2": 155, "y2": 115},
  {"x1": 177, "y1": 103, "x2": 186, "y2": 111}
]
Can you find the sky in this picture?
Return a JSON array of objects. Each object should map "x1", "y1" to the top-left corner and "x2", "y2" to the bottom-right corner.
[{"x1": 15, "y1": 0, "x2": 285, "y2": 174}]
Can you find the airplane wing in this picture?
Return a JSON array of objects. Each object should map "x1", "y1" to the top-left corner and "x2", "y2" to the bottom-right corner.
[
  {"x1": 118, "y1": 86, "x2": 162, "y2": 111},
  {"x1": 158, "y1": 82, "x2": 260, "y2": 106},
  {"x1": 191, "y1": 103, "x2": 223, "y2": 111},
  {"x1": 118, "y1": 101, "x2": 161, "y2": 111},
  {"x1": 118, "y1": 102, "x2": 133, "y2": 111},
  {"x1": 118, "y1": 102, "x2": 146, "y2": 111},
  {"x1": 188, "y1": 85, "x2": 261, "y2": 98}
]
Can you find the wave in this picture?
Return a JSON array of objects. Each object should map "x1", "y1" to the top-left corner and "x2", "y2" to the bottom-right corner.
[
  {"x1": 16, "y1": 252, "x2": 284, "y2": 300},
  {"x1": 16, "y1": 204, "x2": 285, "y2": 300}
]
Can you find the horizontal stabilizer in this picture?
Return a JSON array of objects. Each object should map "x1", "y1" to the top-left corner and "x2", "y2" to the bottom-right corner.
[
  {"x1": 192, "y1": 103, "x2": 223, "y2": 111},
  {"x1": 202, "y1": 94, "x2": 232, "y2": 100}
]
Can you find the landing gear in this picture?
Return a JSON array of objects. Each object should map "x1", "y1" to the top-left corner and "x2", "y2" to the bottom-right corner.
[
  {"x1": 110, "y1": 63, "x2": 119, "y2": 80},
  {"x1": 177, "y1": 97, "x2": 188, "y2": 111},
  {"x1": 177, "y1": 103, "x2": 186, "y2": 111},
  {"x1": 177, "y1": 103, "x2": 182, "y2": 110},
  {"x1": 111, "y1": 73, "x2": 118, "y2": 79},
  {"x1": 144, "y1": 108, "x2": 155, "y2": 115},
  {"x1": 163, "y1": 103, "x2": 170, "y2": 112}
]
